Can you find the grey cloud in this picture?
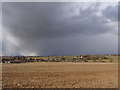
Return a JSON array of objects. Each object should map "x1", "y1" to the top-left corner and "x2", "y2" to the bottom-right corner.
[
  {"x1": 2, "y1": 2, "x2": 118, "y2": 56},
  {"x1": 3, "y1": 3, "x2": 117, "y2": 40},
  {"x1": 102, "y1": 5, "x2": 118, "y2": 22}
]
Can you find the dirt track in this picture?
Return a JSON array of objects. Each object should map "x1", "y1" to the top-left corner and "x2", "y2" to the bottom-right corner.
[{"x1": 2, "y1": 62, "x2": 118, "y2": 88}]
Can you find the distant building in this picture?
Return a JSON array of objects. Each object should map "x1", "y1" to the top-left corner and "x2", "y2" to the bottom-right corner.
[
  {"x1": 80, "y1": 56, "x2": 83, "y2": 59},
  {"x1": 5, "y1": 61, "x2": 11, "y2": 63}
]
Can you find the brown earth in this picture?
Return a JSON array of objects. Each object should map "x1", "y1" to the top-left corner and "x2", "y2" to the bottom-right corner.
[{"x1": 2, "y1": 62, "x2": 118, "y2": 88}]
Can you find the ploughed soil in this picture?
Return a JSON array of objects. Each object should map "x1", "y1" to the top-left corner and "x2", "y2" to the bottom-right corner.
[{"x1": 2, "y1": 62, "x2": 118, "y2": 88}]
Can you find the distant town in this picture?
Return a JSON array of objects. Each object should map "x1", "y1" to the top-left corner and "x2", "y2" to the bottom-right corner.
[{"x1": 1, "y1": 54, "x2": 118, "y2": 63}]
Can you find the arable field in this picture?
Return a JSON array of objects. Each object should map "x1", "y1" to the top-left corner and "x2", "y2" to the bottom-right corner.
[{"x1": 2, "y1": 62, "x2": 118, "y2": 88}]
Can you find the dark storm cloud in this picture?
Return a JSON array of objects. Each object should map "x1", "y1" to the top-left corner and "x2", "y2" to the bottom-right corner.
[
  {"x1": 3, "y1": 3, "x2": 117, "y2": 40},
  {"x1": 2, "y1": 2, "x2": 118, "y2": 56}
]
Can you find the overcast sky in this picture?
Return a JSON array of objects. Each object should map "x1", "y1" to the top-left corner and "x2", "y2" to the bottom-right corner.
[{"x1": 2, "y1": 2, "x2": 118, "y2": 56}]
